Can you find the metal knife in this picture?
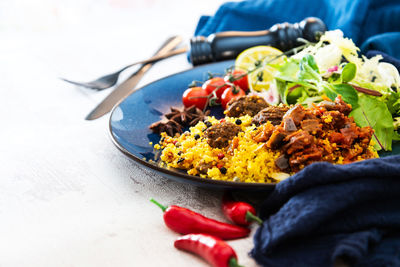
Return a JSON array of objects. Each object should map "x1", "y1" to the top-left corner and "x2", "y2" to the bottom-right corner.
[{"x1": 85, "y1": 35, "x2": 183, "y2": 120}]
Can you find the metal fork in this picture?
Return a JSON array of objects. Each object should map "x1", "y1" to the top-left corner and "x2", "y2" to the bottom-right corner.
[{"x1": 61, "y1": 43, "x2": 187, "y2": 91}]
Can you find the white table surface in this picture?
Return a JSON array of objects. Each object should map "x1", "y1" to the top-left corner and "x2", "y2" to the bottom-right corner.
[{"x1": 0, "y1": 0, "x2": 261, "y2": 266}]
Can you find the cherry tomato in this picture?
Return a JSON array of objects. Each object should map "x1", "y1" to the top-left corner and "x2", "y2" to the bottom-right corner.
[
  {"x1": 224, "y1": 69, "x2": 249, "y2": 92},
  {"x1": 221, "y1": 85, "x2": 246, "y2": 109},
  {"x1": 182, "y1": 86, "x2": 209, "y2": 110},
  {"x1": 202, "y1": 77, "x2": 230, "y2": 101}
]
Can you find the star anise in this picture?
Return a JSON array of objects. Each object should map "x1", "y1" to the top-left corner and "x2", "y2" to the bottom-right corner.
[
  {"x1": 149, "y1": 119, "x2": 183, "y2": 136},
  {"x1": 149, "y1": 105, "x2": 210, "y2": 136},
  {"x1": 187, "y1": 106, "x2": 211, "y2": 126}
]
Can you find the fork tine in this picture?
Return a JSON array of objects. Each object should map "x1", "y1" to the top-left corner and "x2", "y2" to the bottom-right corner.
[
  {"x1": 61, "y1": 36, "x2": 187, "y2": 90},
  {"x1": 60, "y1": 78, "x2": 109, "y2": 90}
]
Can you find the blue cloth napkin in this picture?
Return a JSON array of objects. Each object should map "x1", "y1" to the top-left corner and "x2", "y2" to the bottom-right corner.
[
  {"x1": 251, "y1": 156, "x2": 400, "y2": 266},
  {"x1": 193, "y1": 1, "x2": 400, "y2": 266},
  {"x1": 194, "y1": 0, "x2": 400, "y2": 58}
]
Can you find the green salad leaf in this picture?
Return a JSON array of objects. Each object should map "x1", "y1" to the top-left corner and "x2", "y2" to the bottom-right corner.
[
  {"x1": 331, "y1": 84, "x2": 359, "y2": 108},
  {"x1": 276, "y1": 79, "x2": 288, "y2": 104},
  {"x1": 298, "y1": 54, "x2": 321, "y2": 83},
  {"x1": 341, "y1": 63, "x2": 356, "y2": 83},
  {"x1": 386, "y1": 91, "x2": 400, "y2": 115},
  {"x1": 322, "y1": 83, "x2": 338, "y2": 101},
  {"x1": 277, "y1": 58, "x2": 299, "y2": 81},
  {"x1": 350, "y1": 95, "x2": 394, "y2": 151},
  {"x1": 273, "y1": 54, "x2": 398, "y2": 151}
]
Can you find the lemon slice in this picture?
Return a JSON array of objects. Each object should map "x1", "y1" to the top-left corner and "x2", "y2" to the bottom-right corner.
[{"x1": 235, "y1": 46, "x2": 284, "y2": 92}]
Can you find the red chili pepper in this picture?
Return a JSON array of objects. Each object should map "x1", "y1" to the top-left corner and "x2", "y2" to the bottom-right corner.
[
  {"x1": 151, "y1": 199, "x2": 250, "y2": 240},
  {"x1": 174, "y1": 234, "x2": 245, "y2": 267},
  {"x1": 222, "y1": 194, "x2": 263, "y2": 226}
]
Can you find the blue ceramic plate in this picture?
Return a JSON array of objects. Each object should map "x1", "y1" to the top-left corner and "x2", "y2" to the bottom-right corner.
[{"x1": 109, "y1": 60, "x2": 400, "y2": 190}]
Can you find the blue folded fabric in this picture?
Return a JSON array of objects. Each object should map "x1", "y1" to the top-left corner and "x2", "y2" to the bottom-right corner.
[
  {"x1": 251, "y1": 156, "x2": 400, "y2": 266},
  {"x1": 194, "y1": 0, "x2": 400, "y2": 58}
]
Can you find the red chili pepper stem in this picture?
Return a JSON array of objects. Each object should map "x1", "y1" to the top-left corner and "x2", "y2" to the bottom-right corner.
[
  {"x1": 245, "y1": 211, "x2": 263, "y2": 225},
  {"x1": 150, "y1": 198, "x2": 167, "y2": 212},
  {"x1": 229, "y1": 257, "x2": 245, "y2": 267}
]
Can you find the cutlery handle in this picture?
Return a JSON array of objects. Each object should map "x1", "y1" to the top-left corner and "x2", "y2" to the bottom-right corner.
[
  {"x1": 126, "y1": 47, "x2": 188, "y2": 68},
  {"x1": 189, "y1": 17, "x2": 327, "y2": 65}
]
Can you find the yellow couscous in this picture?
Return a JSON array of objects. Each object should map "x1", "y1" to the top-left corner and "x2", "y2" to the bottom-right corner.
[{"x1": 154, "y1": 97, "x2": 378, "y2": 183}]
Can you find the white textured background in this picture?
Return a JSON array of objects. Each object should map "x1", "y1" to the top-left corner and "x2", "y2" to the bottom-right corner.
[{"x1": 0, "y1": 0, "x2": 262, "y2": 266}]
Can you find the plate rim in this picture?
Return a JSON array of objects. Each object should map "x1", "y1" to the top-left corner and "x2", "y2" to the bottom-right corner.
[{"x1": 108, "y1": 60, "x2": 276, "y2": 189}]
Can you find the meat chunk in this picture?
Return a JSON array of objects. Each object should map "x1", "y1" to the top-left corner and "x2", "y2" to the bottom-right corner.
[
  {"x1": 323, "y1": 111, "x2": 347, "y2": 129},
  {"x1": 252, "y1": 106, "x2": 290, "y2": 126},
  {"x1": 204, "y1": 122, "x2": 241, "y2": 148},
  {"x1": 225, "y1": 95, "x2": 269, "y2": 117},
  {"x1": 283, "y1": 130, "x2": 314, "y2": 154},
  {"x1": 340, "y1": 124, "x2": 359, "y2": 146},
  {"x1": 300, "y1": 119, "x2": 322, "y2": 134},
  {"x1": 289, "y1": 145, "x2": 323, "y2": 171},
  {"x1": 283, "y1": 117, "x2": 297, "y2": 132},
  {"x1": 275, "y1": 154, "x2": 289, "y2": 171},
  {"x1": 317, "y1": 96, "x2": 352, "y2": 116},
  {"x1": 252, "y1": 123, "x2": 275, "y2": 143},
  {"x1": 283, "y1": 104, "x2": 306, "y2": 125},
  {"x1": 266, "y1": 126, "x2": 288, "y2": 149}
]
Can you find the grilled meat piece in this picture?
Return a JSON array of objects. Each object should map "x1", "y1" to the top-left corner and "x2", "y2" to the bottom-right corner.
[
  {"x1": 283, "y1": 130, "x2": 314, "y2": 154},
  {"x1": 204, "y1": 122, "x2": 242, "y2": 148},
  {"x1": 266, "y1": 127, "x2": 288, "y2": 149},
  {"x1": 289, "y1": 145, "x2": 323, "y2": 171},
  {"x1": 252, "y1": 106, "x2": 290, "y2": 126},
  {"x1": 225, "y1": 95, "x2": 269, "y2": 117},
  {"x1": 317, "y1": 96, "x2": 352, "y2": 115},
  {"x1": 252, "y1": 123, "x2": 275, "y2": 143},
  {"x1": 283, "y1": 104, "x2": 306, "y2": 125},
  {"x1": 323, "y1": 111, "x2": 347, "y2": 129}
]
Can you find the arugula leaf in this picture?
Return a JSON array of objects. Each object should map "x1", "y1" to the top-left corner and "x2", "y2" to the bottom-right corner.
[
  {"x1": 298, "y1": 55, "x2": 321, "y2": 83},
  {"x1": 275, "y1": 58, "x2": 318, "y2": 90},
  {"x1": 301, "y1": 54, "x2": 319, "y2": 72},
  {"x1": 341, "y1": 63, "x2": 356, "y2": 83},
  {"x1": 350, "y1": 95, "x2": 394, "y2": 151}
]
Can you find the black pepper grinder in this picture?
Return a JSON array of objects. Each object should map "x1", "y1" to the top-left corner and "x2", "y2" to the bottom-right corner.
[{"x1": 189, "y1": 17, "x2": 327, "y2": 65}]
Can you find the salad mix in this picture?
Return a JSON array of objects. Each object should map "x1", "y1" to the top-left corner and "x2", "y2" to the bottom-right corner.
[
  {"x1": 178, "y1": 30, "x2": 400, "y2": 152},
  {"x1": 251, "y1": 30, "x2": 400, "y2": 151}
]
